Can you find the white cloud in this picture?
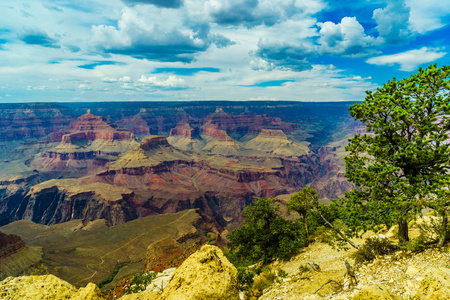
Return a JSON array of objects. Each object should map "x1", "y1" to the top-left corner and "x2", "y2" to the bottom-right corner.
[
  {"x1": 119, "y1": 76, "x2": 132, "y2": 82},
  {"x1": 317, "y1": 17, "x2": 379, "y2": 57},
  {"x1": 138, "y1": 75, "x2": 186, "y2": 88},
  {"x1": 102, "y1": 77, "x2": 118, "y2": 83},
  {"x1": 405, "y1": 0, "x2": 450, "y2": 34},
  {"x1": 366, "y1": 47, "x2": 446, "y2": 71},
  {"x1": 373, "y1": 0, "x2": 414, "y2": 45}
]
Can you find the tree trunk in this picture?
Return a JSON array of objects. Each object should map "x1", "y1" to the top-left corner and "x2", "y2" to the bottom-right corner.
[
  {"x1": 438, "y1": 211, "x2": 448, "y2": 248},
  {"x1": 317, "y1": 209, "x2": 359, "y2": 249},
  {"x1": 397, "y1": 217, "x2": 409, "y2": 244},
  {"x1": 303, "y1": 213, "x2": 309, "y2": 238}
]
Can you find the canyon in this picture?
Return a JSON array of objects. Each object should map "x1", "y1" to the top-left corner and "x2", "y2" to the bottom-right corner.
[
  {"x1": 0, "y1": 101, "x2": 359, "y2": 228},
  {"x1": 0, "y1": 101, "x2": 361, "y2": 287}
]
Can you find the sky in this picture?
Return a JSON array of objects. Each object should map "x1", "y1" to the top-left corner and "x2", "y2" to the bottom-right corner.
[{"x1": 0, "y1": 0, "x2": 449, "y2": 103}]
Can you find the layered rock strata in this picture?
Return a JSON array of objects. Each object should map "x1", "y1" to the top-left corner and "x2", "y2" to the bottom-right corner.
[
  {"x1": 31, "y1": 110, "x2": 138, "y2": 175},
  {"x1": 15, "y1": 179, "x2": 137, "y2": 226},
  {"x1": 0, "y1": 231, "x2": 25, "y2": 259}
]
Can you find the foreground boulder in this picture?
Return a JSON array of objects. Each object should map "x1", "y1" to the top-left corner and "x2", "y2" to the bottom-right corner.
[
  {"x1": 160, "y1": 244, "x2": 239, "y2": 300},
  {"x1": 0, "y1": 275, "x2": 103, "y2": 299}
]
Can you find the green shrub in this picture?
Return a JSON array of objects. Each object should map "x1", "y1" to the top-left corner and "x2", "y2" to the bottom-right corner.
[
  {"x1": 402, "y1": 233, "x2": 428, "y2": 252},
  {"x1": 124, "y1": 272, "x2": 157, "y2": 294},
  {"x1": 227, "y1": 197, "x2": 307, "y2": 264},
  {"x1": 298, "y1": 264, "x2": 310, "y2": 274},
  {"x1": 253, "y1": 267, "x2": 276, "y2": 292},
  {"x1": 276, "y1": 269, "x2": 288, "y2": 279},
  {"x1": 236, "y1": 267, "x2": 257, "y2": 291},
  {"x1": 352, "y1": 237, "x2": 398, "y2": 264}
]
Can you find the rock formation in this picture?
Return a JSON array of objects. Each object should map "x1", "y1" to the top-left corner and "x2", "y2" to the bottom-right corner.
[
  {"x1": 0, "y1": 275, "x2": 103, "y2": 300},
  {"x1": 14, "y1": 179, "x2": 137, "y2": 226},
  {"x1": 115, "y1": 113, "x2": 151, "y2": 138},
  {"x1": 0, "y1": 231, "x2": 24, "y2": 259},
  {"x1": 245, "y1": 129, "x2": 309, "y2": 156},
  {"x1": 160, "y1": 244, "x2": 239, "y2": 300},
  {"x1": 0, "y1": 103, "x2": 74, "y2": 149},
  {"x1": 167, "y1": 121, "x2": 205, "y2": 151},
  {"x1": 31, "y1": 110, "x2": 138, "y2": 176}
]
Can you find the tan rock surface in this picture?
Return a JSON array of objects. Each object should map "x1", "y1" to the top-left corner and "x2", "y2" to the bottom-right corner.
[
  {"x1": 160, "y1": 244, "x2": 239, "y2": 300},
  {"x1": 0, "y1": 274, "x2": 103, "y2": 300},
  {"x1": 120, "y1": 291, "x2": 161, "y2": 300},
  {"x1": 414, "y1": 267, "x2": 450, "y2": 300},
  {"x1": 352, "y1": 285, "x2": 401, "y2": 300}
]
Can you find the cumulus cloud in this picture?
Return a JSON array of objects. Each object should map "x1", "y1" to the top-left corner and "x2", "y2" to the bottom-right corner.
[
  {"x1": 19, "y1": 28, "x2": 59, "y2": 48},
  {"x1": 373, "y1": 0, "x2": 414, "y2": 45},
  {"x1": 122, "y1": 0, "x2": 183, "y2": 8},
  {"x1": 138, "y1": 75, "x2": 187, "y2": 88},
  {"x1": 102, "y1": 77, "x2": 118, "y2": 83},
  {"x1": 366, "y1": 47, "x2": 446, "y2": 71},
  {"x1": 317, "y1": 17, "x2": 378, "y2": 57},
  {"x1": 251, "y1": 40, "x2": 314, "y2": 71},
  {"x1": 406, "y1": 0, "x2": 450, "y2": 34},
  {"x1": 91, "y1": 7, "x2": 233, "y2": 62},
  {"x1": 119, "y1": 76, "x2": 132, "y2": 82},
  {"x1": 206, "y1": 0, "x2": 325, "y2": 28}
]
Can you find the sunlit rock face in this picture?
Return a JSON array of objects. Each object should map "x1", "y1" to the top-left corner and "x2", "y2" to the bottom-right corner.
[{"x1": 31, "y1": 110, "x2": 138, "y2": 176}]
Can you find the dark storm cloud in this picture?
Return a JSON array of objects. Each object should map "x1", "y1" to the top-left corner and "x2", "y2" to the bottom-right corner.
[
  {"x1": 252, "y1": 41, "x2": 313, "y2": 71},
  {"x1": 92, "y1": 14, "x2": 235, "y2": 63},
  {"x1": 104, "y1": 44, "x2": 206, "y2": 63},
  {"x1": 19, "y1": 29, "x2": 59, "y2": 48},
  {"x1": 209, "y1": 0, "x2": 310, "y2": 28},
  {"x1": 122, "y1": 0, "x2": 183, "y2": 8}
]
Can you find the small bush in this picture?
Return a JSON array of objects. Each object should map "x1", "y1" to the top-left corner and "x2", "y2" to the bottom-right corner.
[
  {"x1": 124, "y1": 272, "x2": 157, "y2": 294},
  {"x1": 276, "y1": 269, "x2": 288, "y2": 278},
  {"x1": 403, "y1": 233, "x2": 428, "y2": 252},
  {"x1": 352, "y1": 237, "x2": 398, "y2": 264},
  {"x1": 253, "y1": 267, "x2": 276, "y2": 292},
  {"x1": 237, "y1": 267, "x2": 257, "y2": 291},
  {"x1": 298, "y1": 264, "x2": 310, "y2": 274}
]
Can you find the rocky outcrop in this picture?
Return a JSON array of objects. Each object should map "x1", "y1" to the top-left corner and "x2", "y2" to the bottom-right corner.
[
  {"x1": 160, "y1": 245, "x2": 239, "y2": 300},
  {"x1": 15, "y1": 179, "x2": 137, "y2": 226},
  {"x1": 0, "y1": 231, "x2": 24, "y2": 259},
  {"x1": 0, "y1": 275, "x2": 103, "y2": 300},
  {"x1": 245, "y1": 129, "x2": 309, "y2": 156},
  {"x1": 31, "y1": 110, "x2": 138, "y2": 176},
  {"x1": 201, "y1": 121, "x2": 235, "y2": 142},
  {"x1": 167, "y1": 121, "x2": 205, "y2": 151}
]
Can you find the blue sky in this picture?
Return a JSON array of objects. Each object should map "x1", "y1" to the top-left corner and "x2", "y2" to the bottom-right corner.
[{"x1": 0, "y1": 0, "x2": 449, "y2": 102}]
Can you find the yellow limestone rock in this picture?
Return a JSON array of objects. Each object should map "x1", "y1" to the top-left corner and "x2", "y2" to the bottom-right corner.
[
  {"x1": 0, "y1": 275, "x2": 104, "y2": 300},
  {"x1": 414, "y1": 267, "x2": 450, "y2": 300},
  {"x1": 72, "y1": 282, "x2": 104, "y2": 300},
  {"x1": 160, "y1": 244, "x2": 239, "y2": 300},
  {"x1": 120, "y1": 291, "x2": 161, "y2": 300},
  {"x1": 352, "y1": 284, "x2": 401, "y2": 300}
]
